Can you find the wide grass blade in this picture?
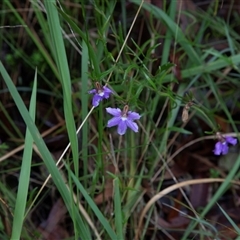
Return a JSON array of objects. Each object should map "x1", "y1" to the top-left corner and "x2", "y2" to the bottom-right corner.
[
  {"x1": 0, "y1": 61, "x2": 90, "y2": 239},
  {"x1": 44, "y1": 1, "x2": 82, "y2": 235},
  {"x1": 44, "y1": 1, "x2": 79, "y2": 174},
  {"x1": 11, "y1": 70, "x2": 37, "y2": 239}
]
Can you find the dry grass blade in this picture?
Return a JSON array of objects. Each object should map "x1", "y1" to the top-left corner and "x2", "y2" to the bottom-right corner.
[
  {"x1": 135, "y1": 178, "x2": 240, "y2": 240},
  {"x1": 0, "y1": 122, "x2": 64, "y2": 163}
]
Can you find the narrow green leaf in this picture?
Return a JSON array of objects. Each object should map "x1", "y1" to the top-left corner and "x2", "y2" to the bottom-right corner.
[
  {"x1": 167, "y1": 127, "x2": 192, "y2": 135},
  {"x1": 114, "y1": 178, "x2": 124, "y2": 240},
  {"x1": 217, "y1": 203, "x2": 240, "y2": 235},
  {"x1": 69, "y1": 168, "x2": 118, "y2": 239},
  {"x1": 11, "y1": 70, "x2": 37, "y2": 239}
]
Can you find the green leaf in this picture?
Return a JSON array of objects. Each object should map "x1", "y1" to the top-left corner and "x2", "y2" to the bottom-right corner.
[
  {"x1": 167, "y1": 127, "x2": 192, "y2": 135},
  {"x1": 0, "y1": 61, "x2": 90, "y2": 239},
  {"x1": 11, "y1": 70, "x2": 37, "y2": 239}
]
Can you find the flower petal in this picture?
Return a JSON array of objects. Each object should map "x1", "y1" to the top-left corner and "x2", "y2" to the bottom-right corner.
[
  {"x1": 106, "y1": 107, "x2": 121, "y2": 117},
  {"x1": 103, "y1": 93, "x2": 111, "y2": 99},
  {"x1": 225, "y1": 137, "x2": 237, "y2": 146},
  {"x1": 102, "y1": 87, "x2": 112, "y2": 99},
  {"x1": 103, "y1": 86, "x2": 112, "y2": 94},
  {"x1": 214, "y1": 142, "x2": 222, "y2": 155},
  {"x1": 221, "y1": 142, "x2": 229, "y2": 155},
  {"x1": 107, "y1": 116, "x2": 121, "y2": 127},
  {"x1": 92, "y1": 94, "x2": 102, "y2": 107},
  {"x1": 127, "y1": 111, "x2": 141, "y2": 120},
  {"x1": 89, "y1": 89, "x2": 97, "y2": 94},
  {"x1": 117, "y1": 120, "x2": 127, "y2": 135},
  {"x1": 126, "y1": 120, "x2": 138, "y2": 132}
]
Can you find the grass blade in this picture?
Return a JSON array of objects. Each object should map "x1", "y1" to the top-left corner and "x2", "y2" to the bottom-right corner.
[
  {"x1": 217, "y1": 203, "x2": 240, "y2": 236},
  {"x1": 11, "y1": 70, "x2": 37, "y2": 239},
  {"x1": 0, "y1": 61, "x2": 90, "y2": 239},
  {"x1": 69, "y1": 168, "x2": 118, "y2": 239},
  {"x1": 114, "y1": 178, "x2": 124, "y2": 240}
]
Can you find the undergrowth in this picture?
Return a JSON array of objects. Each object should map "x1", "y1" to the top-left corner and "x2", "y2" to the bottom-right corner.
[{"x1": 0, "y1": 0, "x2": 240, "y2": 239}]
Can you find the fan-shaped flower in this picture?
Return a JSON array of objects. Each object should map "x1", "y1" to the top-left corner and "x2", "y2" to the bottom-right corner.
[
  {"x1": 89, "y1": 82, "x2": 112, "y2": 107},
  {"x1": 106, "y1": 105, "x2": 141, "y2": 135},
  {"x1": 214, "y1": 134, "x2": 237, "y2": 155}
]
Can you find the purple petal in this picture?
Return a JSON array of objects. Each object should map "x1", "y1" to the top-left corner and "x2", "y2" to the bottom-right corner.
[
  {"x1": 92, "y1": 94, "x2": 102, "y2": 107},
  {"x1": 127, "y1": 111, "x2": 141, "y2": 120},
  {"x1": 107, "y1": 116, "x2": 121, "y2": 127},
  {"x1": 89, "y1": 89, "x2": 97, "y2": 94},
  {"x1": 117, "y1": 120, "x2": 127, "y2": 135},
  {"x1": 102, "y1": 87, "x2": 112, "y2": 99},
  {"x1": 221, "y1": 142, "x2": 229, "y2": 155},
  {"x1": 225, "y1": 137, "x2": 237, "y2": 146},
  {"x1": 102, "y1": 92, "x2": 111, "y2": 99},
  {"x1": 106, "y1": 107, "x2": 121, "y2": 117},
  {"x1": 126, "y1": 120, "x2": 138, "y2": 132},
  {"x1": 103, "y1": 86, "x2": 112, "y2": 94},
  {"x1": 214, "y1": 142, "x2": 222, "y2": 155}
]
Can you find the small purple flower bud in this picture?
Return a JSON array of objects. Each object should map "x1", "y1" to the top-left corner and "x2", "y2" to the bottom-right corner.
[
  {"x1": 88, "y1": 82, "x2": 112, "y2": 107},
  {"x1": 213, "y1": 133, "x2": 237, "y2": 155},
  {"x1": 106, "y1": 105, "x2": 141, "y2": 135}
]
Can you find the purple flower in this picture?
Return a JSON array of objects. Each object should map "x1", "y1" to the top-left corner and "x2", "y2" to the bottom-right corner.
[
  {"x1": 89, "y1": 82, "x2": 112, "y2": 107},
  {"x1": 106, "y1": 105, "x2": 141, "y2": 135},
  {"x1": 214, "y1": 136, "x2": 237, "y2": 155}
]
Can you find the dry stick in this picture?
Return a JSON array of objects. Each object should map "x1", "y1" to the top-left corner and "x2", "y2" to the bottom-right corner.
[
  {"x1": 0, "y1": 25, "x2": 27, "y2": 29},
  {"x1": 109, "y1": 134, "x2": 119, "y2": 174},
  {"x1": 152, "y1": 136, "x2": 215, "y2": 183},
  {"x1": 105, "y1": 0, "x2": 144, "y2": 85},
  {"x1": 135, "y1": 178, "x2": 240, "y2": 240},
  {"x1": 26, "y1": 107, "x2": 95, "y2": 215},
  {"x1": 191, "y1": 153, "x2": 226, "y2": 178},
  {"x1": 116, "y1": 135, "x2": 122, "y2": 166},
  {"x1": 64, "y1": 179, "x2": 102, "y2": 240},
  {"x1": 0, "y1": 122, "x2": 64, "y2": 163}
]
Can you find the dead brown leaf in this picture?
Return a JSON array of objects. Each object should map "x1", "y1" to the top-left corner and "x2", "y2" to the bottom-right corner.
[{"x1": 37, "y1": 198, "x2": 69, "y2": 240}]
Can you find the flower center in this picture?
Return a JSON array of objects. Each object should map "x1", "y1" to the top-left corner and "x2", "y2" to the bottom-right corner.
[
  {"x1": 121, "y1": 116, "x2": 127, "y2": 121},
  {"x1": 98, "y1": 90, "x2": 104, "y2": 96},
  {"x1": 121, "y1": 105, "x2": 129, "y2": 119}
]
